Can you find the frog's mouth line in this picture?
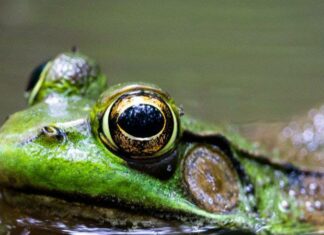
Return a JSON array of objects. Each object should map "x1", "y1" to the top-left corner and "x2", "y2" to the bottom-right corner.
[
  {"x1": 2, "y1": 188, "x2": 258, "y2": 234},
  {"x1": 1, "y1": 186, "x2": 206, "y2": 227}
]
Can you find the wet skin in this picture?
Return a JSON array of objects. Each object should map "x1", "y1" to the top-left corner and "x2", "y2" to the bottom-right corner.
[{"x1": 0, "y1": 52, "x2": 323, "y2": 234}]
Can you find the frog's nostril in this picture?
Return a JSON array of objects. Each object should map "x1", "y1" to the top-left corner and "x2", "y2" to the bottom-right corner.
[{"x1": 41, "y1": 126, "x2": 66, "y2": 141}]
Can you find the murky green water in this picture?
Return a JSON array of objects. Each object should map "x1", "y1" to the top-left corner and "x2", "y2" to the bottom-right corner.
[{"x1": 1, "y1": 1, "x2": 324, "y2": 234}]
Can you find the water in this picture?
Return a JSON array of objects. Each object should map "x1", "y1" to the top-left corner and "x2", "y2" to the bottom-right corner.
[{"x1": 1, "y1": 1, "x2": 324, "y2": 234}]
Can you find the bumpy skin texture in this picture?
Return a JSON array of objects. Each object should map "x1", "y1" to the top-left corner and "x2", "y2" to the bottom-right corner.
[
  {"x1": 0, "y1": 52, "x2": 322, "y2": 234},
  {"x1": 26, "y1": 52, "x2": 107, "y2": 105}
]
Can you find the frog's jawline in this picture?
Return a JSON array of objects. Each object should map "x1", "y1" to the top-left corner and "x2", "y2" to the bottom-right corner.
[
  {"x1": 10, "y1": 130, "x2": 319, "y2": 221},
  {"x1": 1, "y1": 131, "x2": 257, "y2": 226},
  {"x1": 2, "y1": 186, "x2": 216, "y2": 232},
  {"x1": 3, "y1": 188, "x2": 257, "y2": 234}
]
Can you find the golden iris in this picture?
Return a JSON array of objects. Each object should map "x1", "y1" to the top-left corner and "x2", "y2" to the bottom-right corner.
[{"x1": 99, "y1": 87, "x2": 179, "y2": 160}]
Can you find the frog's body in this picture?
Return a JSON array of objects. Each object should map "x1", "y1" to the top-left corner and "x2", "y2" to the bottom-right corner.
[{"x1": 0, "y1": 52, "x2": 322, "y2": 234}]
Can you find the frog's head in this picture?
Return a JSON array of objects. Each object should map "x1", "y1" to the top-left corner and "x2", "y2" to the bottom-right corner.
[
  {"x1": 2, "y1": 52, "x2": 318, "y2": 234},
  {"x1": 0, "y1": 51, "x2": 253, "y2": 230}
]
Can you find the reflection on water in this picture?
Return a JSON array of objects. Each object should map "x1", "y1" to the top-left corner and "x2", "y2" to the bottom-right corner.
[
  {"x1": 0, "y1": 192, "x2": 253, "y2": 235},
  {"x1": 1, "y1": 0, "x2": 324, "y2": 234},
  {"x1": 0, "y1": 219, "x2": 244, "y2": 235}
]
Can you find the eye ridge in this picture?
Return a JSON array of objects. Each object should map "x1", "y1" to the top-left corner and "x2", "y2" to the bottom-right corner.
[{"x1": 117, "y1": 103, "x2": 166, "y2": 138}]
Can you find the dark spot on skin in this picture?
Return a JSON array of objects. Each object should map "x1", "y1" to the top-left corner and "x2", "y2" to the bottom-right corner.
[{"x1": 118, "y1": 104, "x2": 164, "y2": 138}]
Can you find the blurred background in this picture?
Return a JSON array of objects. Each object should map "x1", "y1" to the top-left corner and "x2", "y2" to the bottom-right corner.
[{"x1": 1, "y1": 0, "x2": 324, "y2": 124}]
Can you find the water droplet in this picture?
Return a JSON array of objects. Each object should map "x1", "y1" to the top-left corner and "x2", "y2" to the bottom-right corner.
[
  {"x1": 314, "y1": 200, "x2": 322, "y2": 211},
  {"x1": 245, "y1": 184, "x2": 254, "y2": 194},
  {"x1": 289, "y1": 189, "x2": 296, "y2": 197},
  {"x1": 279, "y1": 180, "x2": 286, "y2": 189},
  {"x1": 308, "y1": 182, "x2": 319, "y2": 195},
  {"x1": 208, "y1": 198, "x2": 213, "y2": 205},
  {"x1": 305, "y1": 201, "x2": 314, "y2": 212},
  {"x1": 279, "y1": 200, "x2": 290, "y2": 212},
  {"x1": 302, "y1": 128, "x2": 314, "y2": 142},
  {"x1": 300, "y1": 187, "x2": 307, "y2": 195},
  {"x1": 166, "y1": 164, "x2": 172, "y2": 172}
]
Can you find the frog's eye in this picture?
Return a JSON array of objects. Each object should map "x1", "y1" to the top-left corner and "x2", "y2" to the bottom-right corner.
[
  {"x1": 96, "y1": 86, "x2": 180, "y2": 160},
  {"x1": 26, "y1": 60, "x2": 51, "y2": 104},
  {"x1": 26, "y1": 51, "x2": 107, "y2": 105}
]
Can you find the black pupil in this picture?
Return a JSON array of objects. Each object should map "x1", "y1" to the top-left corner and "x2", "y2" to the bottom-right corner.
[
  {"x1": 117, "y1": 104, "x2": 165, "y2": 138},
  {"x1": 26, "y1": 60, "x2": 48, "y2": 92}
]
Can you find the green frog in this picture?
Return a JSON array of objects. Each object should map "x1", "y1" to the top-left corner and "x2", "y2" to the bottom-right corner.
[{"x1": 0, "y1": 51, "x2": 322, "y2": 234}]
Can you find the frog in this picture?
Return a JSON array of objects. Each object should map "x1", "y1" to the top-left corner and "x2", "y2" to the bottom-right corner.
[{"x1": 0, "y1": 51, "x2": 322, "y2": 235}]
